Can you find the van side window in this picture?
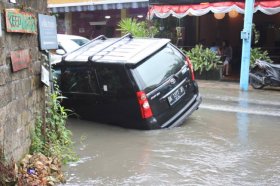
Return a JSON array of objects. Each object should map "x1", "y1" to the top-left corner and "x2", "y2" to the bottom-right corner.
[
  {"x1": 61, "y1": 66, "x2": 99, "y2": 94},
  {"x1": 97, "y1": 66, "x2": 131, "y2": 97}
]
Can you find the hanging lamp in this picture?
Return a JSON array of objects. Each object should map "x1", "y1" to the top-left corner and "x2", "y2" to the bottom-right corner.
[
  {"x1": 229, "y1": 10, "x2": 239, "y2": 18},
  {"x1": 214, "y1": 13, "x2": 225, "y2": 20}
]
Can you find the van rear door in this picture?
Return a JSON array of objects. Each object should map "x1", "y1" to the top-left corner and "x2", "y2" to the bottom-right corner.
[{"x1": 131, "y1": 44, "x2": 195, "y2": 124}]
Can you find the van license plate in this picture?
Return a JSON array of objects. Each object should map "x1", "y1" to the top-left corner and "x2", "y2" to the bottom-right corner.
[{"x1": 168, "y1": 86, "x2": 185, "y2": 106}]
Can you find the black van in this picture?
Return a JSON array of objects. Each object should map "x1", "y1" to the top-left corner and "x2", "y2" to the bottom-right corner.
[{"x1": 54, "y1": 34, "x2": 202, "y2": 129}]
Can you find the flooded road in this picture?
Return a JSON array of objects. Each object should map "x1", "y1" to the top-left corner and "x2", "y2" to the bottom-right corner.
[
  {"x1": 63, "y1": 108, "x2": 280, "y2": 185},
  {"x1": 60, "y1": 80, "x2": 280, "y2": 185}
]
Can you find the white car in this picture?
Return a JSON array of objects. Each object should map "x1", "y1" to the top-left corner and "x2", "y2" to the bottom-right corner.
[
  {"x1": 50, "y1": 34, "x2": 90, "y2": 64},
  {"x1": 58, "y1": 34, "x2": 90, "y2": 48}
]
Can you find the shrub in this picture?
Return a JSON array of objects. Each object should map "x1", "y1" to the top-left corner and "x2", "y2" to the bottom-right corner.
[
  {"x1": 185, "y1": 45, "x2": 222, "y2": 74},
  {"x1": 30, "y1": 83, "x2": 77, "y2": 164}
]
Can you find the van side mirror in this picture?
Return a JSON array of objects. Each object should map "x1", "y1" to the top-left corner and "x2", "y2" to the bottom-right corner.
[{"x1": 56, "y1": 49, "x2": 66, "y2": 55}]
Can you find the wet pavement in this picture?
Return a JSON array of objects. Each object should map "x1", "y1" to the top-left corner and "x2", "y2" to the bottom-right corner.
[
  {"x1": 198, "y1": 80, "x2": 280, "y2": 117},
  {"x1": 61, "y1": 80, "x2": 280, "y2": 186}
]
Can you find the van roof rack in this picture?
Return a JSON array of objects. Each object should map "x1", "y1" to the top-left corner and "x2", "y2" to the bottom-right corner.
[
  {"x1": 88, "y1": 33, "x2": 133, "y2": 62},
  {"x1": 62, "y1": 35, "x2": 107, "y2": 61},
  {"x1": 63, "y1": 34, "x2": 170, "y2": 64}
]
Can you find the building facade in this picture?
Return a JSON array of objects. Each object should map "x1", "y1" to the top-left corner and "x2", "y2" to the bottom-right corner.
[
  {"x1": 48, "y1": 0, "x2": 149, "y2": 38},
  {"x1": 0, "y1": 0, "x2": 46, "y2": 161},
  {"x1": 149, "y1": 0, "x2": 280, "y2": 77}
]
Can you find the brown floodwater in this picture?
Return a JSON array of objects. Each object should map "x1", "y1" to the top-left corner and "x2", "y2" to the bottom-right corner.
[{"x1": 61, "y1": 106, "x2": 280, "y2": 185}]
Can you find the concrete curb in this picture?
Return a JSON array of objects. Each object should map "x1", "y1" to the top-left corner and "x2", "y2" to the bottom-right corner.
[{"x1": 197, "y1": 80, "x2": 244, "y2": 90}]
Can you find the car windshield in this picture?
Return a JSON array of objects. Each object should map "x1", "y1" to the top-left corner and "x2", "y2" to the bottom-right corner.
[
  {"x1": 134, "y1": 44, "x2": 185, "y2": 92},
  {"x1": 72, "y1": 38, "x2": 90, "y2": 46},
  {"x1": 59, "y1": 39, "x2": 80, "y2": 53}
]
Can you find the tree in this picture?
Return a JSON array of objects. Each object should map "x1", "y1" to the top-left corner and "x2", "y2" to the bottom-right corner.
[{"x1": 118, "y1": 18, "x2": 158, "y2": 37}]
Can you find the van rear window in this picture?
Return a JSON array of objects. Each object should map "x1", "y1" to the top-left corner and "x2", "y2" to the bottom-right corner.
[{"x1": 134, "y1": 44, "x2": 185, "y2": 92}]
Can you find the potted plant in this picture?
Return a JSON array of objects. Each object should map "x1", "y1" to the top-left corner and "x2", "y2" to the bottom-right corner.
[{"x1": 185, "y1": 45, "x2": 222, "y2": 80}]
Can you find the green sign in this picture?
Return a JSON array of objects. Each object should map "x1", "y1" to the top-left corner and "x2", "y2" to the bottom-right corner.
[{"x1": 5, "y1": 9, "x2": 37, "y2": 34}]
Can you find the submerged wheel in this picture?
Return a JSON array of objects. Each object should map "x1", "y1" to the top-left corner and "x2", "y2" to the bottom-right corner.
[{"x1": 250, "y1": 71, "x2": 265, "y2": 89}]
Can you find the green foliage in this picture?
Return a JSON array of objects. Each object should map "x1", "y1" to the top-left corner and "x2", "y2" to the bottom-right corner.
[
  {"x1": 250, "y1": 23, "x2": 272, "y2": 67},
  {"x1": 250, "y1": 48, "x2": 272, "y2": 67},
  {"x1": 252, "y1": 23, "x2": 260, "y2": 45},
  {"x1": 117, "y1": 18, "x2": 158, "y2": 37},
  {"x1": 30, "y1": 117, "x2": 44, "y2": 154},
  {"x1": 30, "y1": 83, "x2": 77, "y2": 164},
  {"x1": 185, "y1": 45, "x2": 222, "y2": 74}
]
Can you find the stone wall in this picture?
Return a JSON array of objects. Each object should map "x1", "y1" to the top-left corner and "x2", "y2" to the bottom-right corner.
[{"x1": 0, "y1": 0, "x2": 47, "y2": 161}]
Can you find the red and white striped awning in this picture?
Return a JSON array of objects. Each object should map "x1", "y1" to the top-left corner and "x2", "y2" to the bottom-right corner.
[{"x1": 148, "y1": 1, "x2": 280, "y2": 19}]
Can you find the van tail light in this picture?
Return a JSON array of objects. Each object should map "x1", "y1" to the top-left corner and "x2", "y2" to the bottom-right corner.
[
  {"x1": 136, "y1": 91, "x2": 153, "y2": 119},
  {"x1": 186, "y1": 57, "x2": 195, "y2": 81}
]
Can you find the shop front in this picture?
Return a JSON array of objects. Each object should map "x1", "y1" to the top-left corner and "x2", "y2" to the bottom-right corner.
[
  {"x1": 48, "y1": 0, "x2": 149, "y2": 38},
  {"x1": 149, "y1": 0, "x2": 280, "y2": 79}
]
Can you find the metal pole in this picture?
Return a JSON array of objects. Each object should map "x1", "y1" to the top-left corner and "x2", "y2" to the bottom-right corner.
[
  {"x1": 46, "y1": 50, "x2": 54, "y2": 93},
  {"x1": 240, "y1": 0, "x2": 255, "y2": 91}
]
